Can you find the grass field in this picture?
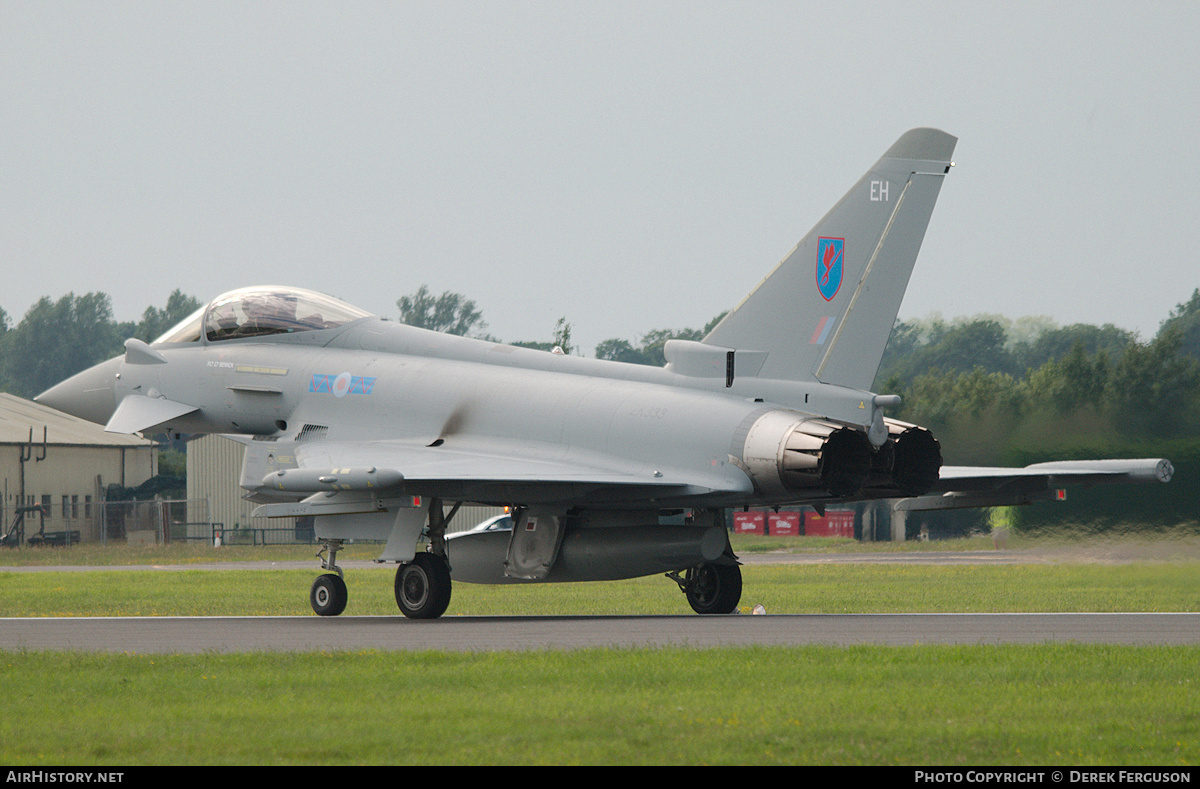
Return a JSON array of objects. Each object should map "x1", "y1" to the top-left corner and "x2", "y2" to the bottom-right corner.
[
  {"x1": 3, "y1": 560, "x2": 1200, "y2": 617},
  {"x1": 1, "y1": 533, "x2": 1198, "y2": 766},
  {"x1": 1, "y1": 645, "x2": 1196, "y2": 766}
]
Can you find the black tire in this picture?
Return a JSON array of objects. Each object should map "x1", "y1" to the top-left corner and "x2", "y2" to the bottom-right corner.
[
  {"x1": 310, "y1": 573, "x2": 348, "y2": 617},
  {"x1": 395, "y1": 553, "x2": 452, "y2": 619},
  {"x1": 684, "y1": 562, "x2": 742, "y2": 615}
]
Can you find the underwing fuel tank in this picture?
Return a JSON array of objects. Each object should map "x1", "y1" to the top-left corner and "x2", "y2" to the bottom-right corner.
[
  {"x1": 739, "y1": 410, "x2": 942, "y2": 498},
  {"x1": 446, "y1": 518, "x2": 731, "y2": 585}
]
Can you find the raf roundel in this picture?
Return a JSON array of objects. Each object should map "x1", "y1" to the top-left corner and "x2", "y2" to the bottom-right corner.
[{"x1": 310, "y1": 372, "x2": 377, "y2": 396}]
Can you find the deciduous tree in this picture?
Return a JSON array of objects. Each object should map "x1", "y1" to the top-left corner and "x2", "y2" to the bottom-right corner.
[{"x1": 397, "y1": 285, "x2": 488, "y2": 337}]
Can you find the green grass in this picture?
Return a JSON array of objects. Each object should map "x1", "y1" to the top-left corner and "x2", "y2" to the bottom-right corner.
[
  {"x1": 2, "y1": 562, "x2": 1199, "y2": 617},
  {"x1": 2, "y1": 536, "x2": 1198, "y2": 765},
  {"x1": 0, "y1": 646, "x2": 1196, "y2": 765}
]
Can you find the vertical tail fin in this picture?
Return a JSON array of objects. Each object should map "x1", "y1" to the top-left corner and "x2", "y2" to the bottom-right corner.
[{"x1": 703, "y1": 128, "x2": 957, "y2": 391}]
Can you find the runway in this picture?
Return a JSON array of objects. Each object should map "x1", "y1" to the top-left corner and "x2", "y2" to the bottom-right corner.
[{"x1": 3, "y1": 612, "x2": 1198, "y2": 653}]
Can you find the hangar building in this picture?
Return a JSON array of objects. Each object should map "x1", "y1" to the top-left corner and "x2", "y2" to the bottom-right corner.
[{"x1": 1, "y1": 393, "x2": 156, "y2": 545}]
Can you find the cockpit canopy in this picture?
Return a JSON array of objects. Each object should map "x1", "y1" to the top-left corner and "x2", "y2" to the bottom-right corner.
[{"x1": 152, "y1": 287, "x2": 374, "y2": 344}]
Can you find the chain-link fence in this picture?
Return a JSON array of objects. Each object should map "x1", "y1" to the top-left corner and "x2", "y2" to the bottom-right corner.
[
  {"x1": 2, "y1": 498, "x2": 230, "y2": 547},
  {"x1": 3, "y1": 498, "x2": 508, "y2": 548}
]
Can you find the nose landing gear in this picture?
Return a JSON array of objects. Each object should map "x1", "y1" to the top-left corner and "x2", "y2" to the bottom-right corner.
[{"x1": 310, "y1": 540, "x2": 348, "y2": 617}]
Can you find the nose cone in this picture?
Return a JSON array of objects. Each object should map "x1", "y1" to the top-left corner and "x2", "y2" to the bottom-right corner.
[{"x1": 35, "y1": 356, "x2": 123, "y2": 426}]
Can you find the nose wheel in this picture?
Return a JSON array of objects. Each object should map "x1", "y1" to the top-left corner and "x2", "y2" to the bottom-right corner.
[{"x1": 310, "y1": 573, "x2": 348, "y2": 616}]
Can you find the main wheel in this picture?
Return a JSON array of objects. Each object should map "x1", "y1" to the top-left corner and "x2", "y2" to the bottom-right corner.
[
  {"x1": 684, "y1": 562, "x2": 742, "y2": 615},
  {"x1": 310, "y1": 573, "x2": 348, "y2": 617},
  {"x1": 395, "y1": 553, "x2": 452, "y2": 619}
]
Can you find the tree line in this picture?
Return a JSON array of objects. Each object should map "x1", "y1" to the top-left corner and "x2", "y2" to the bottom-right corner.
[
  {"x1": 0, "y1": 290, "x2": 202, "y2": 400},
  {"x1": 872, "y1": 291, "x2": 1200, "y2": 464}
]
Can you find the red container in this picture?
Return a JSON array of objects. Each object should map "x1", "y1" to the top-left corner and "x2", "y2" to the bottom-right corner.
[
  {"x1": 768, "y1": 510, "x2": 801, "y2": 536},
  {"x1": 733, "y1": 511, "x2": 765, "y2": 534},
  {"x1": 804, "y1": 509, "x2": 855, "y2": 538}
]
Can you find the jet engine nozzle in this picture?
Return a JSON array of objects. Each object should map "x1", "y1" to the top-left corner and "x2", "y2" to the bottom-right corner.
[
  {"x1": 866, "y1": 419, "x2": 943, "y2": 496},
  {"x1": 741, "y1": 412, "x2": 873, "y2": 498},
  {"x1": 886, "y1": 420, "x2": 943, "y2": 496}
]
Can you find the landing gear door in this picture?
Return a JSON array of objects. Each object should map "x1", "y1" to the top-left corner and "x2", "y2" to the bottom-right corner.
[
  {"x1": 504, "y1": 509, "x2": 565, "y2": 581},
  {"x1": 313, "y1": 505, "x2": 426, "y2": 564},
  {"x1": 379, "y1": 508, "x2": 429, "y2": 564}
]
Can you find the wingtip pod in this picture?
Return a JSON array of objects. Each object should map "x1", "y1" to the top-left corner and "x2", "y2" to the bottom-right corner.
[{"x1": 1024, "y1": 458, "x2": 1175, "y2": 484}]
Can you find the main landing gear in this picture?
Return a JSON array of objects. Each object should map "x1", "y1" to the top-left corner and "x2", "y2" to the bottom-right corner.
[
  {"x1": 668, "y1": 561, "x2": 743, "y2": 615},
  {"x1": 394, "y1": 552, "x2": 452, "y2": 619},
  {"x1": 394, "y1": 497, "x2": 454, "y2": 619}
]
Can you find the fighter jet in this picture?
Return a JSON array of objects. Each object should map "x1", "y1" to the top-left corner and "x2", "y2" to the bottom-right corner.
[{"x1": 37, "y1": 128, "x2": 1173, "y2": 619}]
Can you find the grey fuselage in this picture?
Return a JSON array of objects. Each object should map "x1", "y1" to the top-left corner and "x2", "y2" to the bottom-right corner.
[{"x1": 65, "y1": 314, "x2": 887, "y2": 510}]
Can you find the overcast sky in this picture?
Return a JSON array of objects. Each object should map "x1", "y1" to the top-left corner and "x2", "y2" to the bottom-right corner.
[{"x1": 3, "y1": 1, "x2": 1197, "y2": 354}]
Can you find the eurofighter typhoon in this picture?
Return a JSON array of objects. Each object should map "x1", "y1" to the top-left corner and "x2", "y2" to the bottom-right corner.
[{"x1": 38, "y1": 129, "x2": 1173, "y2": 618}]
